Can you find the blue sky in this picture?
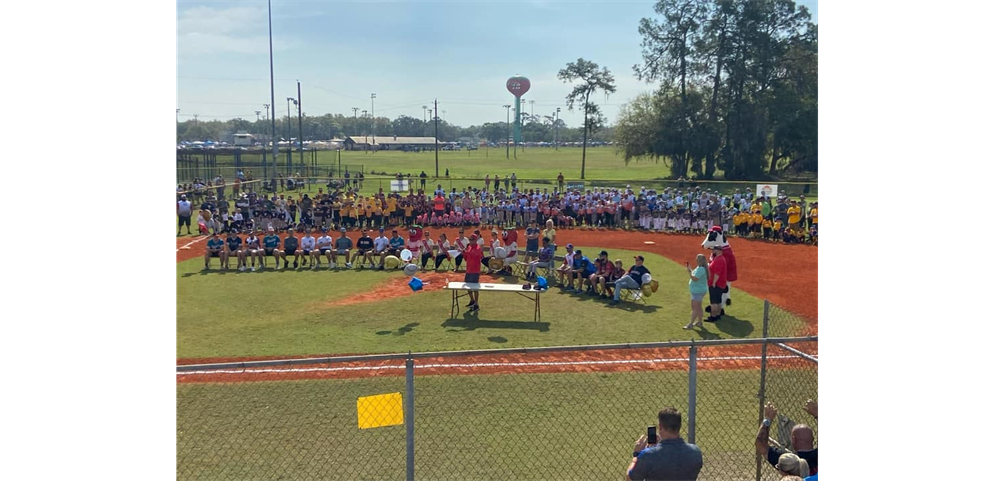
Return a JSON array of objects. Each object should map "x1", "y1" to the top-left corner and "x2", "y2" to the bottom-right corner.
[{"x1": 177, "y1": 0, "x2": 818, "y2": 128}]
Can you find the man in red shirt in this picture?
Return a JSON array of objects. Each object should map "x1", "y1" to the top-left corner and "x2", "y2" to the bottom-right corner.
[
  {"x1": 461, "y1": 233, "x2": 484, "y2": 312},
  {"x1": 706, "y1": 245, "x2": 727, "y2": 323}
]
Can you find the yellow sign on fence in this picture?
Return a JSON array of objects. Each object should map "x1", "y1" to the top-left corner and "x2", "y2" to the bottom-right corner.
[{"x1": 356, "y1": 392, "x2": 404, "y2": 429}]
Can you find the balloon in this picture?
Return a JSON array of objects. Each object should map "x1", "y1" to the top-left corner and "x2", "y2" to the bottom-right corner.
[
  {"x1": 495, "y1": 247, "x2": 508, "y2": 259},
  {"x1": 403, "y1": 263, "x2": 419, "y2": 276},
  {"x1": 642, "y1": 273, "x2": 653, "y2": 284},
  {"x1": 400, "y1": 249, "x2": 413, "y2": 262}
]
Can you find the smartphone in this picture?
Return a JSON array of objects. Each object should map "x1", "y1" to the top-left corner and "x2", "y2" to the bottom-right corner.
[{"x1": 647, "y1": 426, "x2": 657, "y2": 445}]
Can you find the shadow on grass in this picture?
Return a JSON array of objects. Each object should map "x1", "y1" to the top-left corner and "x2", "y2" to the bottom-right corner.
[
  {"x1": 375, "y1": 323, "x2": 420, "y2": 336},
  {"x1": 712, "y1": 315, "x2": 754, "y2": 337},
  {"x1": 442, "y1": 315, "x2": 550, "y2": 333},
  {"x1": 487, "y1": 336, "x2": 509, "y2": 343}
]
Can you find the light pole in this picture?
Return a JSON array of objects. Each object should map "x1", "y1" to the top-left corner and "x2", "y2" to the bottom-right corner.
[
  {"x1": 530, "y1": 100, "x2": 534, "y2": 119},
  {"x1": 286, "y1": 98, "x2": 295, "y2": 137},
  {"x1": 503, "y1": 104, "x2": 511, "y2": 159},
  {"x1": 297, "y1": 80, "x2": 304, "y2": 167},
  {"x1": 264, "y1": 104, "x2": 270, "y2": 120},
  {"x1": 255, "y1": 110, "x2": 261, "y2": 121},
  {"x1": 352, "y1": 107, "x2": 359, "y2": 119},
  {"x1": 422, "y1": 105, "x2": 427, "y2": 122},
  {"x1": 267, "y1": 0, "x2": 277, "y2": 182},
  {"x1": 371, "y1": 93, "x2": 376, "y2": 153},
  {"x1": 555, "y1": 107, "x2": 561, "y2": 151}
]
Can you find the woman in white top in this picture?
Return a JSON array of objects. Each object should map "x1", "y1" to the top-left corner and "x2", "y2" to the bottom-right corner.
[
  {"x1": 482, "y1": 230, "x2": 503, "y2": 274},
  {"x1": 433, "y1": 233, "x2": 452, "y2": 271},
  {"x1": 451, "y1": 229, "x2": 469, "y2": 272},
  {"x1": 420, "y1": 231, "x2": 437, "y2": 269}
]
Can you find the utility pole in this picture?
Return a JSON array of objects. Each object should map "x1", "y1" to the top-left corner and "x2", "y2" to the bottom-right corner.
[
  {"x1": 530, "y1": 100, "x2": 534, "y2": 119},
  {"x1": 264, "y1": 104, "x2": 270, "y2": 120},
  {"x1": 555, "y1": 107, "x2": 560, "y2": 151},
  {"x1": 255, "y1": 110, "x2": 261, "y2": 121},
  {"x1": 267, "y1": 0, "x2": 277, "y2": 183},
  {"x1": 193, "y1": 114, "x2": 198, "y2": 123},
  {"x1": 503, "y1": 104, "x2": 511, "y2": 159},
  {"x1": 434, "y1": 99, "x2": 439, "y2": 177},
  {"x1": 352, "y1": 107, "x2": 359, "y2": 119},
  {"x1": 297, "y1": 80, "x2": 304, "y2": 167},
  {"x1": 371, "y1": 93, "x2": 376, "y2": 153}
]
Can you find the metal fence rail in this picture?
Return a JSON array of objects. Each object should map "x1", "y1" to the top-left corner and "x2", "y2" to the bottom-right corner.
[{"x1": 177, "y1": 301, "x2": 816, "y2": 481}]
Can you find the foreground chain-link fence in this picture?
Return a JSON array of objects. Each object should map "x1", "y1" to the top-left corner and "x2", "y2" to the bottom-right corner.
[{"x1": 177, "y1": 302, "x2": 816, "y2": 481}]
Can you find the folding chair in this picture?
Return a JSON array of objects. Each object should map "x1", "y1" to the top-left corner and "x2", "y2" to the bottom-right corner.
[{"x1": 618, "y1": 288, "x2": 647, "y2": 305}]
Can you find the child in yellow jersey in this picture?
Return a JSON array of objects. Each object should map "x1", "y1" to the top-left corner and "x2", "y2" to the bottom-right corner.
[
  {"x1": 751, "y1": 212, "x2": 763, "y2": 237},
  {"x1": 762, "y1": 217, "x2": 773, "y2": 241},
  {"x1": 403, "y1": 203, "x2": 415, "y2": 226},
  {"x1": 772, "y1": 219, "x2": 783, "y2": 242},
  {"x1": 746, "y1": 211, "x2": 757, "y2": 237}
]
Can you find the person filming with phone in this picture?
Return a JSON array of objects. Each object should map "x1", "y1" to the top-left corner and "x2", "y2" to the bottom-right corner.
[{"x1": 626, "y1": 407, "x2": 703, "y2": 481}]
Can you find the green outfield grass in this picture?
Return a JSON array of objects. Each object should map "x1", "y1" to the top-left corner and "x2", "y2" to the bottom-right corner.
[
  {"x1": 180, "y1": 147, "x2": 818, "y2": 201},
  {"x1": 178, "y1": 367, "x2": 812, "y2": 481},
  {"x1": 177, "y1": 247, "x2": 803, "y2": 359}
]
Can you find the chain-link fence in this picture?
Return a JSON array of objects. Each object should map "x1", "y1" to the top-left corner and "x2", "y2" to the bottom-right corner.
[
  {"x1": 177, "y1": 148, "x2": 364, "y2": 185},
  {"x1": 765, "y1": 301, "x2": 816, "y2": 338},
  {"x1": 178, "y1": 304, "x2": 817, "y2": 481}
]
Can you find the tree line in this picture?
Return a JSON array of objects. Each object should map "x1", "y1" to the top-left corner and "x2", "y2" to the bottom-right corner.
[
  {"x1": 616, "y1": 0, "x2": 817, "y2": 179},
  {"x1": 176, "y1": 112, "x2": 611, "y2": 145}
]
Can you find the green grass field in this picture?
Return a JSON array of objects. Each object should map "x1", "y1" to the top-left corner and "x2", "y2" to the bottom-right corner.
[
  {"x1": 178, "y1": 367, "x2": 818, "y2": 481},
  {"x1": 179, "y1": 147, "x2": 818, "y2": 201},
  {"x1": 177, "y1": 247, "x2": 804, "y2": 359}
]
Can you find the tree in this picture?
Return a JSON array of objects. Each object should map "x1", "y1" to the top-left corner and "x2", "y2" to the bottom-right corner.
[
  {"x1": 480, "y1": 122, "x2": 508, "y2": 144},
  {"x1": 635, "y1": 0, "x2": 707, "y2": 178},
  {"x1": 558, "y1": 58, "x2": 616, "y2": 179}
]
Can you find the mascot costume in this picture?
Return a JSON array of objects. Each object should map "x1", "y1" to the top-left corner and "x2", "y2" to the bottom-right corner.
[
  {"x1": 701, "y1": 226, "x2": 738, "y2": 316},
  {"x1": 407, "y1": 225, "x2": 425, "y2": 263}
]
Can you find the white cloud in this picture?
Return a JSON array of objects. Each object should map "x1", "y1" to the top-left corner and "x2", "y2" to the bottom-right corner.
[{"x1": 177, "y1": 4, "x2": 297, "y2": 56}]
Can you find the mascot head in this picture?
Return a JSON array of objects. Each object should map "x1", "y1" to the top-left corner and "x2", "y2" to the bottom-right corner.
[
  {"x1": 502, "y1": 229, "x2": 519, "y2": 245},
  {"x1": 408, "y1": 225, "x2": 424, "y2": 243},
  {"x1": 702, "y1": 225, "x2": 730, "y2": 249}
]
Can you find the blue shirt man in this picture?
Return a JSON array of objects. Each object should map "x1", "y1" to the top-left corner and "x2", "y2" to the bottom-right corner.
[{"x1": 627, "y1": 408, "x2": 702, "y2": 481}]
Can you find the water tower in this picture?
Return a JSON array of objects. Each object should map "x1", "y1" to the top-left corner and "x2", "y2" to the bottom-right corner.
[{"x1": 506, "y1": 75, "x2": 531, "y2": 145}]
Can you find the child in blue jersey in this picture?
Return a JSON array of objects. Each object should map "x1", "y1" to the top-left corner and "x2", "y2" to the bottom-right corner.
[
  {"x1": 262, "y1": 228, "x2": 281, "y2": 269},
  {"x1": 224, "y1": 231, "x2": 245, "y2": 271},
  {"x1": 204, "y1": 233, "x2": 224, "y2": 270}
]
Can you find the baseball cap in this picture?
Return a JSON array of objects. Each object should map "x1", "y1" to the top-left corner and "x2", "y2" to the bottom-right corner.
[
  {"x1": 634, "y1": 255, "x2": 645, "y2": 261},
  {"x1": 180, "y1": 194, "x2": 187, "y2": 199},
  {"x1": 340, "y1": 227, "x2": 347, "y2": 232},
  {"x1": 599, "y1": 250, "x2": 608, "y2": 256},
  {"x1": 469, "y1": 234, "x2": 479, "y2": 242},
  {"x1": 379, "y1": 227, "x2": 385, "y2": 232},
  {"x1": 566, "y1": 243, "x2": 574, "y2": 249}
]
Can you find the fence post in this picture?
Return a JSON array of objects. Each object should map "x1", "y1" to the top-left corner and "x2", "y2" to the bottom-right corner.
[
  {"x1": 405, "y1": 355, "x2": 415, "y2": 481},
  {"x1": 755, "y1": 300, "x2": 770, "y2": 481},
  {"x1": 687, "y1": 342, "x2": 697, "y2": 444}
]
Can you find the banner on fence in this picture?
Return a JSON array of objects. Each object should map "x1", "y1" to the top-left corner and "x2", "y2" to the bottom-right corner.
[
  {"x1": 390, "y1": 180, "x2": 410, "y2": 192},
  {"x1": 566, "y1": 182, "x2": 585, "y2": 191},
  {"x1": 757, "y1": 183, "x2": 778, "y2": 199}
]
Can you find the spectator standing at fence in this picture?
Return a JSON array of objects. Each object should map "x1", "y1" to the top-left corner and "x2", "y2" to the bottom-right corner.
[
  {"x1": 177, "y1": 195, "x2": 193, "y2": 235},
  {"x1": 557, "y1": 172, "x2": 565, "y2": 192},
  {"x1": 626, "y1": 407, "x2": 702, "y2": 481},
  {"x1": 610, "y1": 255, "x2": 650, "y2": 305},
  {"x1": 756, "y1": 402, "x2": 818, "y2": 476},
  {"x1": 420, "y1": 171, "x2": 427, "y2": 190}
]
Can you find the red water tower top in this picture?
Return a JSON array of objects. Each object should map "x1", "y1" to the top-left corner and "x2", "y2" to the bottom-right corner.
[{"x1": 506, "y1": 76, "x2": 531, "y2": 97}]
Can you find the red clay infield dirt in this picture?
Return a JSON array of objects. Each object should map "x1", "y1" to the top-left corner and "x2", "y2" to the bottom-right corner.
[{"x1": 177, "y1": 227, "x2": 817, "y2": 380}]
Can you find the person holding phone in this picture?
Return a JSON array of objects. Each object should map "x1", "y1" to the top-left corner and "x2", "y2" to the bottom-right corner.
[
  {"x1": 626, "y1": 407, "x2": 702, "y2": 481},
  {"x1": 685, "y1": 254, "x2": 709, "y2": 329}
]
